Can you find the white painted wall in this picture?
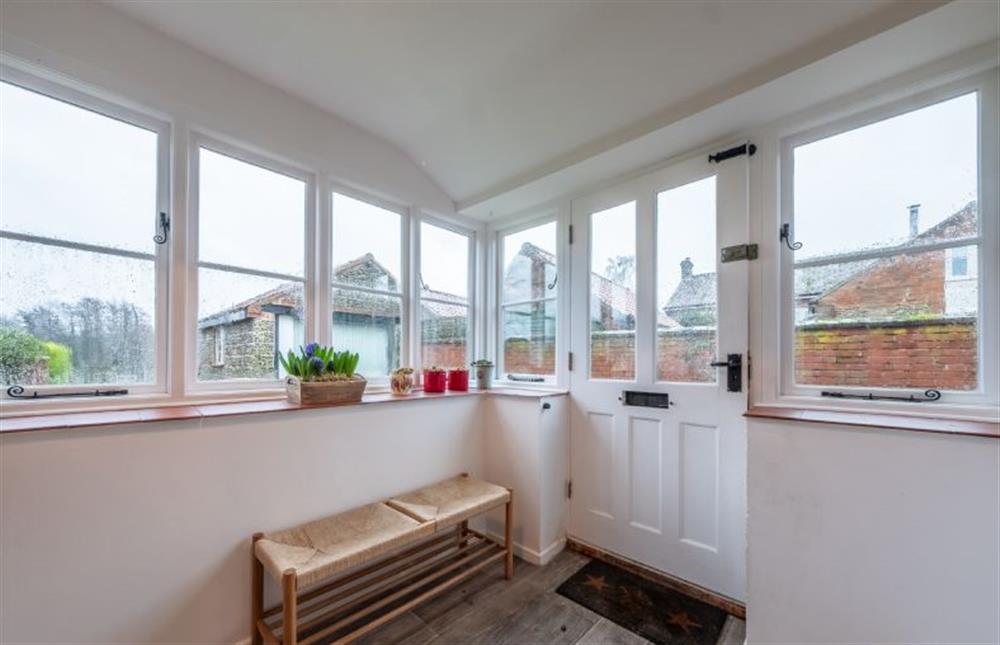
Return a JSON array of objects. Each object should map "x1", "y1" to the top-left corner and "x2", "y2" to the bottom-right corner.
[
  {"x1": 483, "y1": 393, "x2": 569, "y2": 564},
  {"x1": 747, "y1": 419, "x2": 1000, "y2": 644},
  {"x1": 0, "y1": 398, "x2": 482, "y2": 643},
  {"x1": 0, "y1": 0, "x2": 454, "y2": 214}
]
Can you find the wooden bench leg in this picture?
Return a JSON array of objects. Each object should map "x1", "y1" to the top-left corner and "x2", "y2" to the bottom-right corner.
[
  {"x1": 252, "y1": 533, "x2": 263, "y2": 645},
  {"x1": 504, "y1": 492, "x2": 514, "y2": 580},
  {"x1": 282, "y1": 569, "x2": 298, "y2": 645}
]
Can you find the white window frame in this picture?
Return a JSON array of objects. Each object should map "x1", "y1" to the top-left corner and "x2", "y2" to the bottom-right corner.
[
  {"x1": 186, "y1": 133, "x2": 316, "y2": 393},
  {"x1": 327, "y1": 183, "x2": 410, "y2": 388},
  {"x1": 775, "y1": 69, "x2": 999, "y2": 415},
  {"x1": 494, "y1": 212, "x2": 560, "y2": 386},
  {"x1": 0, "y1": 65, "x2": 171, "y2": 404},
  {"x1": 414, "y1": 213, "x2": 477, "y2": 377}
]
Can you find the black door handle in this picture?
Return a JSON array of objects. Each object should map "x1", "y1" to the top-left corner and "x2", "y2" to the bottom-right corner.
[{"x1": 711, "y1": 354, "x2": 743, "y2": 393}]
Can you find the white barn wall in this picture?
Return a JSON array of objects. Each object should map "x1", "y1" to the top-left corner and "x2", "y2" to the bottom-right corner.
[
  {"x1": 0, "y1": 398, "x2": 483, "y2": 643},
  {"x1": 747, "y1": 419, "x2": 999, "y2": 643}
]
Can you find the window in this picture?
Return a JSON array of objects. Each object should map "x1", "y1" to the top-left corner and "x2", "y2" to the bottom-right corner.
[
  {"x1": 420, "y1": 221, "x2": 472, "y2": 369},
  {"x1": 331, "y1": 192, "x2": 404, "y2": 378},
  {"x1": 590, "y1": 202, "x2": 637, "y2": 380},
  {"x1": 0, "y1": 79, "x2": 167, "y2": 392},
  {"x1": 786, "y1": 91, "x2": 983, "y2": 395},
  {"x1": 499, "y1": 221, "x2": 557, "y2": 381},
  {"x1": 656, "y1": 176, "x2": 717, "y2": 383},
  {"x1": 194, "y1": 144, "x2": 309, "y2": 383}
]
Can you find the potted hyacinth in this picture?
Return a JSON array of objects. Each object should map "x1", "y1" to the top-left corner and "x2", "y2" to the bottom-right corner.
[{"x1": 278, "y1": 342, "x2": 366, "y2": 405}]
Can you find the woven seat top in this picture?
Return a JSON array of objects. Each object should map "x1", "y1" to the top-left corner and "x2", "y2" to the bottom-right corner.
[
  {"x1": 255, "y1": 502, "x2": 433, "y2": 588},
  {"x1": 387, "y1": 474, "x2": 510, "y2": 528}
]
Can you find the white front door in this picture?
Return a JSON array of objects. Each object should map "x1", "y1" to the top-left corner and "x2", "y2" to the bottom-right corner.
[{"x1": 568, "y1": 150, "x2": 749, "y2": 601}]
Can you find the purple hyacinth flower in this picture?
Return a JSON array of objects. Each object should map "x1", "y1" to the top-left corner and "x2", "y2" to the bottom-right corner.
[
  {"x1": 304, "y1": 342, "x2": 320, "y2": 357},
  {"x1": 309, "y1": 356, "x2": 325, "y2": 372}
]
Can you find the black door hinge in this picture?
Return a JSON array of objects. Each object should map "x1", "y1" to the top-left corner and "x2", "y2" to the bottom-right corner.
[
  {"x1": 569, "y1": 224, "x2": 574, "y2": 245},
  {"x1": 567, "y1": 480, "x2": 573, "y2": 499},
  {"x1": 568, "y1": 352, "x2": 574, "y2": 372}
]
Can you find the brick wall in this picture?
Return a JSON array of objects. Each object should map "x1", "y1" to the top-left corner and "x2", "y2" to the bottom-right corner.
[
  {"x1": 421, "y1": 342, "x2": 467, "y2": 370},
  {"x1": 504, "y1": 338, "x2": 556, "y2": 375},
  {"x1": 796, "y1": 317, "x2": 976, "y2": 390},
  {"x1": 588, "y1": 330, "x2": 717, "y2": 381},
  {"x1": 816, "y1": 251, "x2": 945, "y2": 318},
  {"x1": 198, "y1": 317, "x2": 277, "y2": 380}
]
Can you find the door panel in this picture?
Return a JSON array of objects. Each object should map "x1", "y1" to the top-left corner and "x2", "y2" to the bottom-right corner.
[{"x1": 569, "y1": 151, "x2": 748, "y2": 602}]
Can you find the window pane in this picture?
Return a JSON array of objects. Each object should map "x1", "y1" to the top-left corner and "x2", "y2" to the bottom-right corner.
[
  {"x1": 198, "y1": 148, "x2": 305, "y2": 277},
  {"x1": 795, "y1": 245, "x2": 978, "y2": 391},
  {"x1": 0, "y1": 82, "x2": 158, "y2": 253},
  {"x1": 332, "y1": 287, "x2": 401, "y2": 377},
  {"x1": 502, "y1": 221, "x2": 557, "y2": 302},
  {"x1": 503, "y1": 300, "x2": 555, "y2": 377},
  {"x1": 657, "y1": 176, "x2": 717, "y2": 383},
  {"x1": 197, "y1": 268, "x2": 303, "y2": 381},
  {"x1": 420, "y1": 222, "x2": 468, "y2": 302},
  {"x1": 590, "y1": 202, "x2": 636, "y2": 380},
  {"x1": 794, "y1": 93, "x2": 977, "y2": 261},
  {"x1": 332, "y1": 193, "x2": 402, "y2": 292},
  {"x1": 0, "y1": 238, "x2": 155, "y2": 385},
  {"x1": 421, "y1": 303, "x2": 468, "y2": 369}
]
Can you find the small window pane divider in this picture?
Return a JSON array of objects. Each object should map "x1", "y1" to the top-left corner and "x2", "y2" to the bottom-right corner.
[
  {"x1": 197, "y1": 261, "x2": 304, "y2": 283},
  {"x1": 792, "y1": 235, "x2": 982, "y2": 269},
  {"x1": 499, "y1": 296, "x2": 558, "y2": 309},
  {"x1": 330, "y1": 282, "x2": 403, "y2": 298},
  {"x1": 0, "y1": 229, "x2": 156, "y2": 261}
]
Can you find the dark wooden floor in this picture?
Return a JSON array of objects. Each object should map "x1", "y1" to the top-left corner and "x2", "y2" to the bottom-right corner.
[{"x1": 352, "y1": 549, "x2": 746, "y2": 644}]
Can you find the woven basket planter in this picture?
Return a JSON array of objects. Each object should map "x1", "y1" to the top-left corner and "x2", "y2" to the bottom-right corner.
[{"x1": 286, "y1": 376, "x2": 367, "y2": 405}]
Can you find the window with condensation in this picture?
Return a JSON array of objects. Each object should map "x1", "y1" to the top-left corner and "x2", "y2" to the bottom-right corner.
[
  {"x1": 419, "y1": 221, "x2": 472, "y2": 369},
  {"x1": 656, "y1": 176, "x2": 718, "y2": 383},
  {"x1": 786, "y1": 91, "x2": 984, "y2": 396},
  {"x1": 194, "y1": 145, "x2": 308, "y2": 383},
  {"x1": 499, "y1": 221, "x2": 557, "y2": 381},
  {"x1": 331, "y1": 192, "x2": 404, "y2": 378},
  {"x1": 0, "y1": 79, "x2": 167, "y2": 394},
  {"x1": 589, "y1": 202, "x2": 637, "y2": 380}
]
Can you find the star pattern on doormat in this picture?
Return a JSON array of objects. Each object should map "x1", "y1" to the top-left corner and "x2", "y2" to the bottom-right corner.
[
  {"x1": 665, "y1": 609, "x2": 703, "y2": 634},
  {"x1": 582, "y1": 574, "x2": 607, "y2": 592}
]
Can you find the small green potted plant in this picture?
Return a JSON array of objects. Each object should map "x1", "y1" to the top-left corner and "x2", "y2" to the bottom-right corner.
[
  {"x1": 471, "y1": 359, "x2": 494, "y2": 390},
  {"x1": 278, "y1": 343, "x2": 365, "y2": 405}
]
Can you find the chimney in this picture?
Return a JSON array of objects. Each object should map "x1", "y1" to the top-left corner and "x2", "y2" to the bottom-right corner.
[
  {"x1": 908, "y1": 204, "x2": 920, "y2": 239},
  {"x1": 680, "y1": 257, "x2": 693, "y2": 280}
]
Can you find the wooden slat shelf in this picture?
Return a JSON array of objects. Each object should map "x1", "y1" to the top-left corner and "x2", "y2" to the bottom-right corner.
[{"x1": 259, "y1": 527, "x2": 506, "y2": 645}]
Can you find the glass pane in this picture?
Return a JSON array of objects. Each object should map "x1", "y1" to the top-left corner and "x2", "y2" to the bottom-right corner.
[
  {"x1": 794, "y1": 93, "x2": 977, "y2": 261},
  {"x1": 0, "y1": 238, "x2": 155, "y2": 385},
  {"x1": 420, "y1": 222, "x2": 468, "y2": 302},
  {"x1": 332, "y1": 287, "x2": 401, "y2": 377},
  {"x1": 0, "y1": 82, "x2": 158, "y2": 254},
  {"x1": 590, "y1": 202, "x2": 636, "y2": 380},
  {"x1": 794, "y1": 245, "x2": 978, "y2": 391},
  {"x1": 197, "y1": 268, "x2": 304, "y2": 381},
  {"x1": 502, "y1": 221, "x2": 558, "y2": 302},
  {"x1": 332, "y1": 193, "x2": 402, "y2": 292},
  {"x1": 421, "y1": 302, "x2": 468, "y2": 369},
  {"x1": 503, "y1": 300, "x2": 556, "y2": 378},
  {"x1": 657, "y1": 176, "x2": 717, "y2": 383},
  {"x1": 198, "y1": 148, "x2": 305, "y2": 277}
]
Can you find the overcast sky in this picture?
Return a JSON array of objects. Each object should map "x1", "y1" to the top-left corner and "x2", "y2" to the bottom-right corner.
[{"x1": 0, "y1": 82, "x2": 979, "y2": 326}]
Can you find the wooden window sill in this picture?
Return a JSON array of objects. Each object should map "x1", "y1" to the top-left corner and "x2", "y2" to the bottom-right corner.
[
  {"x1": 0, "y1": 387, "x2": 568, "y2": 435},
  {"x1": 745, "y1": 405, "x2": 999, "y2": 439}
]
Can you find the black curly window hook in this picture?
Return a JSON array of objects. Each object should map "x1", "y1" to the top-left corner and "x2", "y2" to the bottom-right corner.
[
  {"x1": 780, "y1": 223, "x2": 802, "y2": 251},
  {"x1": 154, "y1": 212, "x2": 170, "y2": 245}
]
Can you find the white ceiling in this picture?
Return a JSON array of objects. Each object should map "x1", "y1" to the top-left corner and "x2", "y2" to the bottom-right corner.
[{"x1": 107, "y1": 1, "x2": 953, "y2": 209}]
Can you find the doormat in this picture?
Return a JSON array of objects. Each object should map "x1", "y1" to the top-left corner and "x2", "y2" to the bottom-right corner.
[{"x1": 556, "y1": 559, "x2": 727, "y2": 645}]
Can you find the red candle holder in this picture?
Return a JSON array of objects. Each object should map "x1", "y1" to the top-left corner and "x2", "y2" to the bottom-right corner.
[
  {"x1": 423, "y1": 369, "x2": 447, "y2": 393},
  {"x1": 447, "y1": 368, "x2": 469, "y2": 391}
]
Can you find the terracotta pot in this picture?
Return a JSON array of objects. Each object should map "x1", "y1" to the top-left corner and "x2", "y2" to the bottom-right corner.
[
  {"x1": 423, "y1": 369, "x2": 447, "y2": 393},
  {"x1": 447, "y1": 369, "x2": 469, "y2": 391}
]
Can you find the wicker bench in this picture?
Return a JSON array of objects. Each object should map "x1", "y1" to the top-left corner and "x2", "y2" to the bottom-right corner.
[{"x1": 251, "y1": 474, "x2": 513, "y2": 645}]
